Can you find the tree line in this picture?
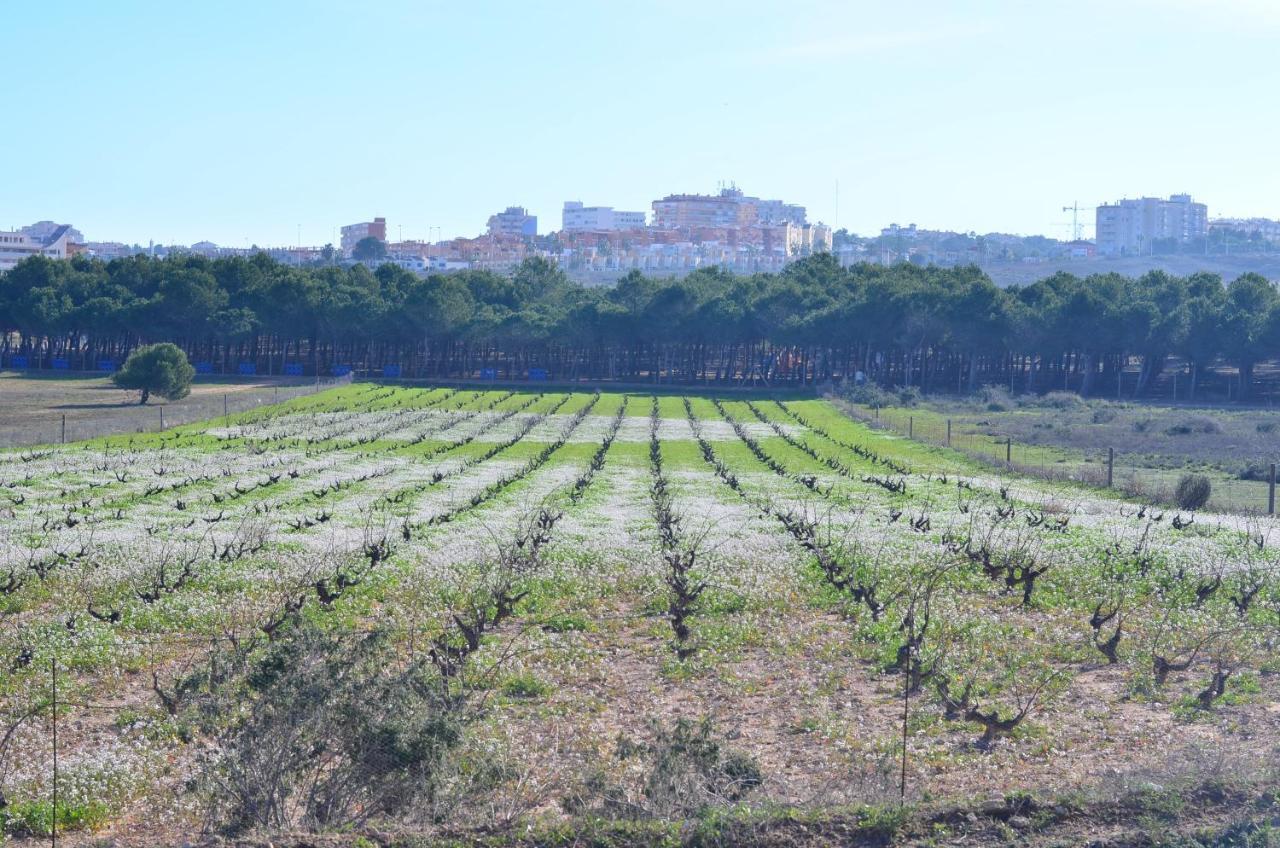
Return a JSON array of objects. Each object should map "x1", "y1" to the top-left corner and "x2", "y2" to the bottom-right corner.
[{"x1": 2, "y1": 252, "x2": 1279, "y2": 399}]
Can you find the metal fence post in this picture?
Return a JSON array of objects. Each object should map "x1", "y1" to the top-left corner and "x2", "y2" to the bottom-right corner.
[
  {"x1": 1006, "y1": 437, "x2": 1012, "y2": 465},
  {"x1": 1270, "y1": 463, "x2": 1276, "y2": 516},
  {"x1": 1107, "y1": 447, "x2": 1114, "y2": 488},
  {"x1": 60, "y1": 414, "x2": 66, "y2": 445},
  {"x1": 159, "y1": 406, "x2": 164, "y2": 430},
  {"x1": 908, "y1": 416, "x2": 913, "y2": 439},
  {"x1": 946, "y1": 419, "x2": 951, "y2": 447},
  {"x1": 51, "y1": 653, "x2": 58, "y2": 847}
]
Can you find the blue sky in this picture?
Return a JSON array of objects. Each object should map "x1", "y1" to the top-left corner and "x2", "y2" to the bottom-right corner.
[{"x1": 3, "y1": 0, "x2": 1278, "y2": 247}]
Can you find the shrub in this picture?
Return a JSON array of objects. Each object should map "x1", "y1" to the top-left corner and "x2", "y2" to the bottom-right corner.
[
  {"x1": 896, "y1": 386, "x2": 923, "y2": 407},
  {"x1": 979, "y1": 386, "x2": 1014, "y2": 412},
  {"x1": 207, "y1": 623, "x2": 469, "y2": 832},
  {"x1": 1237, "y1": 461, "x2": 1273, "y2": 482},
  {"x1": 1165, "y1": 416, "x2": 1221, "y2": 436},
  {"x1": 843, "y1": 383, "x2": 894, "y2": 408},
  {"x1": 1257, "y1": 421, "x2": 1278, "y2": 434},
  {"x1": 113, "y1": 343, "x2": 195, "y2": 405},
  {"x1": 617, "y1": 717, "x2": 764, "y2": 818},
  {"x1": 1027, "y1": 391, "x2": 1085, "y2": 410},
  {"x1": 1091, "y1": 407, "x2": 1118, "y2": 424},
  {"x1": 1174, "y1": 474, "x2": 1212, "y2": 510},
  {"x1": 1132, "y1": 418, "x2": 1155, "y2": 434}
]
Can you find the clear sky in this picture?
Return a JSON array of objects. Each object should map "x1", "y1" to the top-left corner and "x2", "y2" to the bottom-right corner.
[{"x1": 3, "y1": 0, "x2": 1278, "y2": 247}]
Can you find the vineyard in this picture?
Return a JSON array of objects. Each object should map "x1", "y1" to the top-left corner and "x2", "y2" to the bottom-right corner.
[{"x1": 0, "y1": 385, "x2": 1277, "y2": 844}]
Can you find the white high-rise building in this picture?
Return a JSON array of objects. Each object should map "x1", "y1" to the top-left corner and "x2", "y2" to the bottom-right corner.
[
  {"x1": 561, "y1": 201, "x2": 646, "y2": 232},
  {"x1": 1095, "y1": 194, "x2": 1207, "y2": 256}
]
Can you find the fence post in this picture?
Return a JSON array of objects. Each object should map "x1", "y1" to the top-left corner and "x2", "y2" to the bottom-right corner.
[
  {"x1": 1006, "y1": 437, "x2": 1012, "y2": 465},
  {"x1": 60, "y1": 414, "x2": 66, "y2": 445},
  {"x1": 1107, "y1": 447, "x2": 1114, "y2": 488},
  {"x1": 908, "y1": 416, "x2": 913, "y2": 439},
  {"x1": 1269, "y1": 463, "x2": 1276, "y2": 516},
  {"x1": 51, "y1": 653, "x2": 58, "y2": 847},
  {"x1": 223, "y1": 393, "x2": 228, "y2": 420},
  {"x1": 946, "y1": 419, "x2": 951, "y2": 447},
  {"x1": 159, "y1": 406, "x2": 164, "y2": 430}
]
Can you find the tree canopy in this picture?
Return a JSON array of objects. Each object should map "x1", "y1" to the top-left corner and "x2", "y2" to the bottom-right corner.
[
  {"x1": 352, "y1": 237, "x2": 387, "y2": 262},
  {"x1": 3, "y1": 252, "x2": 1279, "y2": 399},
  {"x1": 113, "y1": 342, "x2": 196, "y2": 404}
]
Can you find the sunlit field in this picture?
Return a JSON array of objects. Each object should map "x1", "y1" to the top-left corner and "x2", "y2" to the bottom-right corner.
[{"x1": 1, "y1": 384, "x2": 1277, "y2": 843}]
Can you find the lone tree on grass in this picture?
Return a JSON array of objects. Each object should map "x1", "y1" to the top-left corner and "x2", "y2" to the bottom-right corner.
[{"x1": 113, "y1": 343, "x2": 195, "y2": 405}]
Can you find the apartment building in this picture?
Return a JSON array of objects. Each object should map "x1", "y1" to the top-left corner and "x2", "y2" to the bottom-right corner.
[
  {"x1": 340, "y1": 217, "x2": 387, "y2": 255},
  {"x1": 1211, "y1": 217, "x2": 1280, "y2": 241},
  {"x1": 1095, "y1": 194, "x2": 1207, "y2": 256},
  {"x1": 0, "y1": 224, "x2": 74, "y2": 272},
  {"x1": 487, "y1": 206, "x2": 537, "y2": 238},
  {"x1": 651, "y1": 186, "x2": 808, "y2": 229},
  {"x1": 561, "y1": 201, "x2": 646, "y2": 231}
]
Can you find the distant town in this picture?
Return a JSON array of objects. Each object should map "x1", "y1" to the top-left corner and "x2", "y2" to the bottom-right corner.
[{"x1": 4, "y1": 187, "x2": 1278, "y2": 281}]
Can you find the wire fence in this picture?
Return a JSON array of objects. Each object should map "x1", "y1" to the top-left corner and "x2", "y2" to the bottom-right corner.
[
  {"x1": 0, "y1": 377, "x2": 349, "y2": 450},
  {"x1": 846, "y1": 403, "x2": 1278, "y2": 514}
]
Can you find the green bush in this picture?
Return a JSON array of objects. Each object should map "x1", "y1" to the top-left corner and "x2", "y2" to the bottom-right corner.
[
  {"x1": 1238, "y1": 461, "x2": 1274, "y2": 482},
  {"x1": 207, "y1": 623, "x2": 468, "y2": 832},
  {"x1": 112, "y1": 343, "x2": 195, "y2": 405},
  {"x1": 843, "y1": 383, "x2": 893, "y2": 408},
  {"x1": 1174, "y1": 473, "x2": 1212, "y2": 510},
  {"x1": 979, "y1": 386, "x2": 1014, "y2": 412},
  {"x1": 895, "y1": 386, "x2": 922, "y2": 407},
  {"x1": 1091, "y1": 407, "x2": 1118, "y2": 424},
  {"x1": 1027, "y1": 391, "x2": 1085, "y2": 410},
  {"x1": 1165, "y1": 416, "x2": 1220, "y2": 436}
]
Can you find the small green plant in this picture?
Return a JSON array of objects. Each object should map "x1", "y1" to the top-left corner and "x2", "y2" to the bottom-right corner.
[
  {"x1": 1174, "y1": 473, "x2": 1212, "y2": 510},
  {"x1": 500, "y1": 671, "x2": 552, "y2": 699},
  {"x1": 540, "y1": 611, "x2": 593, "y2": 633},
  {"x1": 788, "y1": 715, "x2": 822, "y2": 735},
  {"x1": 1, "y1": 799, "x2": 111, "y2": 837}
]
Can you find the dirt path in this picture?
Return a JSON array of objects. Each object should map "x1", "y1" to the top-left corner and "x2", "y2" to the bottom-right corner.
[{"x1": 0, "y1": 373, "x2": 325, "y2": 447}]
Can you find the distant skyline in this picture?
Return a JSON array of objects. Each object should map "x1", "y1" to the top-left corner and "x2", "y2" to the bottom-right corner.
[{"x1": 3, "y1": 0, "x2": 1279, "y2": 247}]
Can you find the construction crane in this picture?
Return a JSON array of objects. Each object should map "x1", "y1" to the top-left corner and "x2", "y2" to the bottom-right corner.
[{"x1": 1062, "y1": 201, "x2": 1094, "y2": 241}]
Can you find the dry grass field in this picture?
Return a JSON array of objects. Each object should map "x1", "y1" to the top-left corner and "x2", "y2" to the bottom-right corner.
[{"x1": 0, "y1": 373, "x2": 327, "y2": 448}]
